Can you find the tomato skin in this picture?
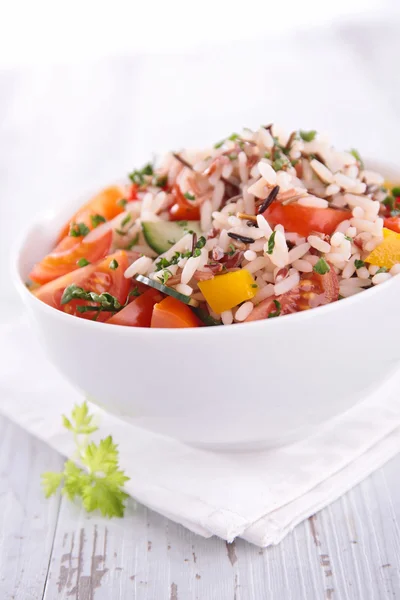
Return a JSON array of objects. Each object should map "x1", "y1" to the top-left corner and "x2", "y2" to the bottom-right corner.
[
  {"x1": 169, "y1": 184, "x2": 201, "y2": 221},
  {"x1": 56, "y1": 186, "x2": 126, "y2": 243},
  {"x1": 107, "y1": 289, "x2": 163, "y2": 327},
  {"x1": 34, "y1": 250, "x2": 134, "y2": 321},
  {"x1": 263, "y1": 203, "x2": 350, "y2": 237},
  {"x1": 245, "y1": 268, "x2": 339, "y2": 322},
  {"x1": 151, "y1": 296, "x2": 201, "y2": 328},
  {"x1": 384, "y1": 217, "x2": 400, "y2": 234},
  {"x1": 29, "y1": 230, "x2": 113, "y2": 285}
]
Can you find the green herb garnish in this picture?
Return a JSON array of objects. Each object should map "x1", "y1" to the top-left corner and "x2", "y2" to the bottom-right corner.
[
  {"x1": 272, "y1": 157, "x2": 286, "y2": 171},
  {"x1": 349, "y1": 148, "x2": 364, "y2": 169},
  {"x1": 61, "y1": 285, "x2": 125, "y2": 314},
  {"x1": 227, "y1": 243, "x2": 236, "y2": 257},
  {"x1": 120, "y1": 214, "x2": 132, "y2": 228},
  {"x1": 129, "y1": 287, "x2": 141, "y2": 298},
  {"x1": 268, "y1": 299, "x2": 281, "y2": 318},
  {"x1": 117, "y1": 198, "x2": 128, "y2": 208},
  {"x1": 196, "y1": 236, "x2": 206, "y2": 249},
  {"x1": 228, "y1": 153, "x2": 237, "y2": 161},
  {"x1": 251, "y1": 284, "x2": 258, "y2": 289},
  {"x1": 125, "y1": 233, "x2": 140, "y2": 250},
  {"x1": 214, "y1": 140, "x2": 224, "y2": 149},
  {"x1": 313, "y1": 258, "x2": 330, "y2": 275},
  {"x1": 383, "y1": 196, "x2": 395, "y2": 210},
  {"x1": 299, "y1": 130, "x2": 317, "y2": 142},
  {"x1": 176, "y1": 220, "x2": 188, "y2": 227},
  {"x1": 41, "y1": 401, "x2": 129, "y2": 518},
  {"x1": 228, "y1": 133, "x2": 239, "y2": 141},
  {"x1": 193, "y1": 248, "x2": 201, "y2": 257},
  {"x1": 109, "y1": 259, "x2": 119, "y2": 270},
  {"x1": 267, "y1": 231, "x2": 276, "y2": 254},
  {"x1": 155, "y1": 175, "x2": 168, "y2": 188},
  {"x1": 90, "y1": 214, "x2": 106, "y2": 228},
  {"x1": 392, "y1": 187, "x2": 400, "y2": 197},
  {"x1": 354, "y1": 259, "x2": 365, "y2": 269},
  {"x1": 128, "y1": 163, "x2": 154, "y2": 186},
  {"x1": 376, "y1": 267, "x2": 388, "y2": 274},
  {"x1": 157, "y1": 269, "x2": 172, "y2": 284},
  {"x1": 77, "y1": 258, "x2": 90, "y2": 268},
  {"x1": 184, "y1": 192, "x2": 195, "y2": 201},
  {"x1": 69, "y1": 222, "x2": 90, "y2": 237}
]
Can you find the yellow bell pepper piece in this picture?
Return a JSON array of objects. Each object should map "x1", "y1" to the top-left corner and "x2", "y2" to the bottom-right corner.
[
  {"x1": 365, "y1": 227, "x2": 400, "y2": 269},
  {"x1": 198, "y1": 269, "x2": 257, "y2": 314}
]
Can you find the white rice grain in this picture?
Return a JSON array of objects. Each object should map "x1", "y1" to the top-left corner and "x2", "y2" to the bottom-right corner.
[
  {"x1": 390, "y1": 264, "x2": 400, "y2": 275},
  {"x1": 235, "y1": 301, "x2": 254, "y2": 322},
  {"x1": 212, "y1": 181, "x2": 225, "y2": 211},
  {"x1": 247, "y1": 177, "x2": 269, "y2": 199},
  {"x1": 268, "y1": 230, "x2": 289, "y2": 268},
  {"x1": 238, "y1": 152, "x2": 248, "y2": 183},
  {"x1": 292, "y1": 259, "x2": 313, "y2": 272},
  {"x1": 181, "y1": 255, "x2": 201, "y2": 285},
  {"x1": 361, "y1": 170, "x2": 384, "y2": 185},
  {"x1": 221, "y1": 310, "x2": 233, "y2": 325},
  {"x1": 124, "y1": 255, "x2": 153, "y2": 278},
  {"x1": 325, "y1": 183, "x2": 340, "y2": 196},
  {"x1": 201, "y1": 199, "x2": 213, "y2": 232},
  {"x1": 356, "y1": 266, "x2": 370, "y2": 280},
  {"x1": 297, "y1": 196, "x2": 328, "y2": 208},
  {"x1": 175, "y1": 283, "x2": 193, "y2": 296},
  {"x1": 246, "y1": 256, "x2": 270, "y2": 274},
  {"x1": 274, "y1": 270, "x2": 300, "y2": 295},
  {"x1": 254, "y1": 284, "x2": 274, "y2": 304},
  {"x1": 310, "y1": 159, "x2": 334, "y2": 183},
  {"x1": 288, "y1": 242, "x2": 310, "y2": 262},
  {"x1": 257, "y1": 161, "x2": 277, "y2": 185},
  {"x1": 372, "y1": 272, "x2": 392, "y2": 285},
  {"x1": 244, "y1": 250, "x2": 257, "y2": 261},
  {"x1": 243, "y1": 187, "x2": 255, "y2": 214},
  {"x1": 256, "y1": 214, "x2": 273, "y2": 236},
  {"x1": 308, "y1": 235, "x2": 331, "y2": 253}
]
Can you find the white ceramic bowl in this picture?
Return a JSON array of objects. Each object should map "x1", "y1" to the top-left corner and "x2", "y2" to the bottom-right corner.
[{"x1": 12, "y1": 161, "x2": 400, "y2": 450}]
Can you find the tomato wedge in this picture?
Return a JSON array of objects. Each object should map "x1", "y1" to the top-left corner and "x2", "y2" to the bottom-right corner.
[
  {"x1": 169, "y1": 184, "x2": 201, "y2": 221},
  {"x1": 56, "y1": 186, "x2": 126, "y2": 243},
  {"x1": 107, "y1": 288, "x2": 163, "y2": 327},
  {"x1": 34, "y1": 250, "x2": 134, "y2": 321},
  {"x1": 29, "y1": 229, "x2": 113, "y2": 285},
  {"x1": 384, "y1": 216, "x2": 400, "y2": 234},
  {"x1": 263, "y1": 203, "x2": 350, "y2": 237},
  {"x1": 151, "y1": 296, "x2": 201, "y2": 328},
  {"x1": 245, "y1": 268, "x2": 339, "y2": 322}
]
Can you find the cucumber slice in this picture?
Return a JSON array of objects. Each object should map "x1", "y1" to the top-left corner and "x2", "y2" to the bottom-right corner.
[
  {"x1": 142, "y1": 220, "x2": 202, "y2": 254},
  {"x1": 135, "y1": 274, "x2": 199, "y2": 307}
]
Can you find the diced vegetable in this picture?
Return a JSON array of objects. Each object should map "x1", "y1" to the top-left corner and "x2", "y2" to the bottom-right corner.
[
  {"x1": 142, "y1": 220, "x2": 202, "y2": 254},
  {"x1": 365, "y1": 227, "x2": 400, "y2": 269},
  {"x1": 135, "y1": 274, "x2": 199, "y2": 307},
  {"x1": 107, "y1": 288, "x2": 163, "y2": 327},
  {"x1": 263, "y1": 203, "x2": 350, "y2": 237},
  {"x1": 197, "y1": 269, "x2": 257, "y2": 314},
  {"x1": 169, "y1": 184, "x2": 201, "y2": 221},
  {"x1": 151, "y1": 296, "x2": 202, "y2": 328},
  {"x1": 384, "y1": 216, "x2": 400, "y2": 234}
]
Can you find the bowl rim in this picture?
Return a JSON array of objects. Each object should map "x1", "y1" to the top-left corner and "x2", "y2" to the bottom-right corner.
[{"x1": 11, "y1": 157, "x2": 400, "y2": 336}]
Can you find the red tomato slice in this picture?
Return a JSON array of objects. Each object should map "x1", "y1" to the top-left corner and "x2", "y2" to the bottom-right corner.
[
  {"x1": 56, "y1": 186, "x2": 126, "y2": 243},
  {"x1": 151, "y1": 296, "x2": 201, "y2": 328},
  {"x1": 384, "y1": 217, "x2": 400, "y2": 234},
  {"x1": 107, "y1": 288, "x2": 163, "y2": 327},
  {"x1": 263, "y1": 203, "x2": 350, "y2": 237},
  {"x1": 29, "y1": 229, "x2": 113, "y2": 285},
  {"x1": 246, "y1": 268, "x2": 339, "y2": 322},
  {"x1": 34, "y1": 250, "x2": 134, "y2": 321},
  {"x1": 169, "y1": 184, "x2": 201, "y2": 221}
]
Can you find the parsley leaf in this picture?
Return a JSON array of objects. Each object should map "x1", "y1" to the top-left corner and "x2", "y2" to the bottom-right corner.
[
  {"x1": 61, "y1": 284, "x2": 125, "y2": 314},
  {"x1": 227, "y1": 243, "x2": 236, "y2": 257},
  {"x1": 214, "y1": 140, "x2": 224, "y2": 149},
  {"x1": 313, "y1": 258, "x2": 330, "y2": 275},
  {"x1": 299, "y1": 130, "x2": 317, "y2": 142},
  {"x1": 376, "y1": 267, "x2": 388, "y2": 274},
  {"x1": 272, "y1": 157, "x2": 287, "y2": 171},
  {"x1": 228, "y1": 153, "x2": 237, "y2": 161},
  {"x1": 128, "y1": 163, "x2": 154, "y2": 186},
  {"x1": 41, "y1": 401, "x2": 129, "y2": 518},
  {"x1": 196, "y1": 236, "x2": 206, "y2": 249},
  {"x1": 268, "y1": 299, "x2": 281, "y2": 318},
  {"x1": 349, "y1": 148, "x2": 364, "y2": 169},
  {"x1": 109, "y1": 259, "x2": 119, "y2": 270},
  {"x1": 354, "y1": 259, "x2": 365, "y2": 269},
  {"x1": 392, "y1": 187, "x2": 400, "y2": 197},
  {"x1": 117, "y1": 198, "x2": 128, "y2": 208},
  {"x1": 77, "y1": 258, "x2": 90, "y2": 268},
  {"x1": 155, "y1": 175, "x2": 168, "y2": 188},
  {"x1": 90, "y1": 214, "x2": 106, "y2": 228},
  {"x1": 126, "y1": 233, "x2": 139, "y2": 250},
  {"x1": 383, "y1": 196, "x2": 395, "y2": 211},
  {"x1": 157, "y1": 269, "x2": 172, "y2": 284},
  {"x1": 69, "y1": 222, "x2": 90, "y2": 237},
  {"x1": 184, "y1": 192, "x2": 195, "y2": 201},
  {"x1": 267, "y1": 231, "x2": 276, "y2": 254},
  {"x1": 120, "y1": 214, "x2": 132, "y2": 228}
]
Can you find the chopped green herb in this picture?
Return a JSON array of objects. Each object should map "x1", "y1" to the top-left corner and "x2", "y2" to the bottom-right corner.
[
  {"x1": 69, "y1": 222, "x2": 90, "y2": 237},
  {"x1": 129, "y1": 287, "x2": 141, "y2": 298},
  {"x1": 193, "y1": 248, "x2": 201, "y2": 257},
  {"x1": 228, "y1": 153, "x2": 237, "y2": 161},
  {"x1": 349, "y1": 148, "x2": 364, "y2": 169},
  {"x1": 184, "y1": 192, "x2": 195, "y2": 201},
  {"x1": 125, "y1": 233, "x2": 140, "y2": 250},
  {"x1": 176, "y1": 220, "x2": 188, "y2": 227},
  {"x1": 128, "y1": 162, "x2": 154, "y2": 186},
  {"x1": 61, "y1": 285, "x2": 124, "y2": 313},
  {"x1": 251, "y1": 284, "x2": 258, "y2": 289},
  {"x1": 344, "y1": 235, "x2": 353, "y2": 242},
  {"x1": 77, "y1": 258, "x2": 90, "y2": 268},
  {"x1": 272, "y1": 157, "x2": 286, "y2": 171},
  {"x1": 267, "y1": 231, "x2": 276, "y2": 254},
  {"x1": 120, "y1": 214, "x2": 132, "y2": 228},
  {"x1": 117, "y1": 198, "x2": 128, "y2": 208},
  {"x1": 196, "y1": 236, "x2": 206, "y2": 249},
  {"x1": 157, "y1": 269, "x2": 172, "y2": 284},
  {"x1": 383, "y1": 196, "x2": 395, "y2": 210},
  {"x1": 115, "y1": 229, "x2": 127, "y2": 236},
  {"x1": 214, "y1": 140, "x2": 224, "y2": 149},
  {"x1": 299, "y1": 130, "x2": 317, "y2": 142},
  {"x1": 90, "y1": 214, "x2": 106, "y2": 228},
  {"x1": 227, "y1": 243, "x2": 236, "y2": 257},
  {"x1": 354, "y1": 259, "x2": 365, "y2": 269},
  {"x1": 391, "y1": 187, "x2": 400, "y2": 197},
  {"x1": 109, "y1": 259, "x2": 119, "y2": 270},
  {"x1": 41, "y1": 401, "x2": 129, "y2": 518},
  {"x1": 155, "y1": 175, "x2": 168, "y2": 188},
  {"x1": 291, "y1": 159, "x2": 299, "y2": 167},
  {"x1": 268, "y1": 299, "x2": 281, "y2": 318},
  {"x1": 313, "y1": 258, "x2": 330, "y2": 275},
  {"x1": 376, "y1": 267, "x2": 388, "y2": 274},
  {"x1": 264, "y1": 152, "x2": 271, "y2": 159},
  {"x1": 167, "y1": 239, "x2": 177, "y2": 245},
  {"x1": 228, "y1": 133, "x2": 239, "y2": 141}
]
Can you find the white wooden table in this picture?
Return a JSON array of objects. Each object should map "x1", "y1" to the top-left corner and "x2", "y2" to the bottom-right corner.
[
  {"x1": 0, "y1": 415, "x2": 399, "y2": 599},
  {"x1": 2, "y1": 18, "x2": 400, "y2": 599}
]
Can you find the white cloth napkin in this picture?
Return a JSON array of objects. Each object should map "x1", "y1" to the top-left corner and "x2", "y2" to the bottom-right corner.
[{"x1": 1, "y1": 318, "x2": 400, "y2": 547}]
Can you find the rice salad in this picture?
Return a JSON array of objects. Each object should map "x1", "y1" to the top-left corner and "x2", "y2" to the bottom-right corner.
[{"x1": 29, "y1": 125, "x2": 400, "y2": 328}]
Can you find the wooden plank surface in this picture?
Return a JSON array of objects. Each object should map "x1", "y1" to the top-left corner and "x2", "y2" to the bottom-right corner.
[{"x1": 0, "y1": 416, "x2": 399, "y2": 599}]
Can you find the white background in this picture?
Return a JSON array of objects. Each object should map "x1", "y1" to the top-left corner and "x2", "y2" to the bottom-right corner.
[{"x1": 1, "y1": 0, "x2": 400, "y2": 305}]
